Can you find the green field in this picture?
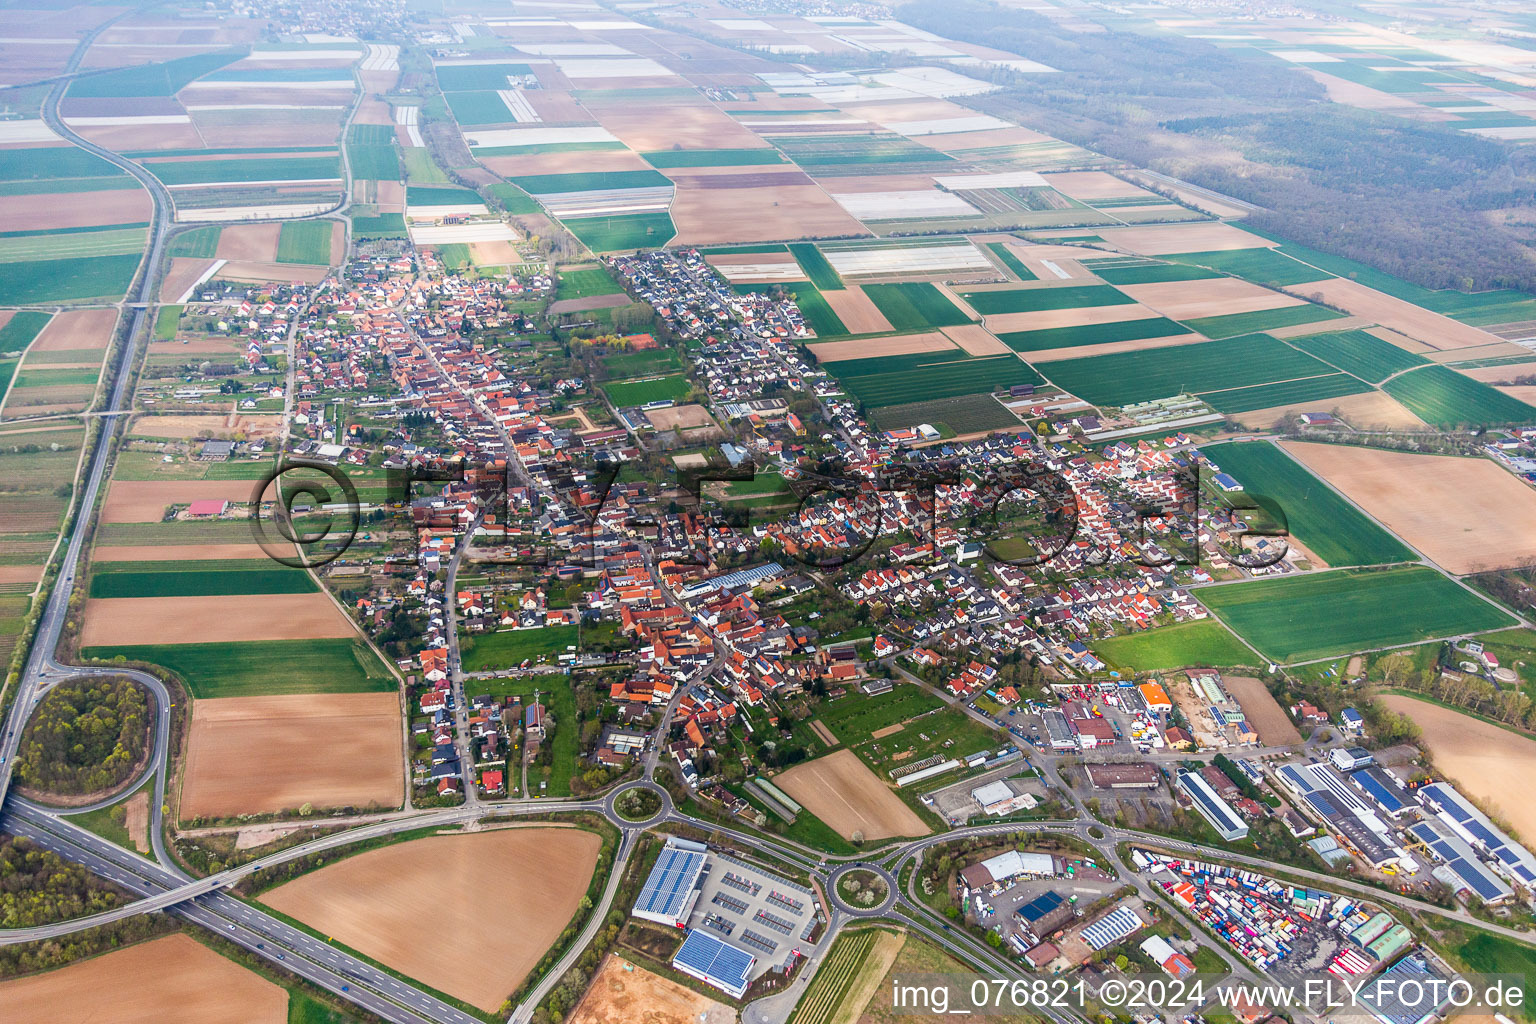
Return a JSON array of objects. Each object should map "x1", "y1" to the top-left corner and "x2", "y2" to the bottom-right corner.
[
  {"x1": 563, "y1": 212, "x2": 674, "y2": 252},
  {"x1": 986, "y1": 241, "x2": 1037, "y2": 281},
  {"x1": 866, "y1": 393, "x2": 1021, "y2": 433},
  {"x1": 0, "y1": 311, "x2": 51, "y2": 353},
  {"x1": 601, "y1": 347, "x2": 683, "y2": 378},
  {"x1": 346, "y1": 124, "x2": 400, "y2": 181},
  {"x1": 961, "y1": 284, "x2": 1134, "y2": 315},
  {"x1": 405, "y1": 184, "x2": 480, "y2": 207},
  {"x1": 80, "y1": 638, "x2": 395, "y2": 698},
  {"x1": 1202, "y1": 373, "x2": 1372, "y2": 414},
  {"x1": 1040, "y1": 333, "x2": 1339, "y2": 408},
  {"x1": 0, "y1": 253, "x2": 140, "y2": 304},
  {"x1": 0, "y1": 225, "x2": 146, "y2": 262},
  {"x1": 169, "y1": 225, "x2": 222, "y2": 258},
  {"x1": 1286, "y1": 328, "x2": 1428, "y2": 384},
  {"x1": 641, "y1": 149, "x2": 784, "y2": 168},
  {"x1": 829, "y1": 350, "x2": 1040, "y2": 407},
  {"x1": 68, "y1": 50, "x2": 243, "y2": 97},
  {"x1": 1166, "y1": 248, "x2": 1332, "y2": 287},
  {"x1": 402, "y1": 148, "x2": 450, "y2": 184},
  {"x1": 444, "y1": 91, "x2": 514, "y2": 126},
  {"x1": 1089, "y1": 262, "x2": 1222, "y2": 285},
  {"x1": 816, "y1": 684, "x2": 944, "y2": 743},
  {"x1": 772, "y1": 133, "x2": 956, "y2": 168},
  {"x1": 0, "y1": 146, "x2": 124, "y2": 182},
  {"x1": 12, "y1": 366, "x2": 100, "y2": 388},
  {"x1": 485, "y1": 182, "x2": 540, "y2": 214},
  {"x1": 1180, "y1": 304, "x2": 1347, "y2": 340},
  {"x1": 557, "y1": 267, "x2": 621, "y2": 299},
  {"x1": 998, "y1": 316, "x2": 1187, "y2": 353},
  {"x1": 435, "y1": 62, "x2": 532, "y2": 91},
  {"x1": 1383, "y1": 366, "x2": 1536, "y2": 427},
  {"x1": 787, "y1": 243, "x2": 843, "y2": 290},
  {"x1": 1197, "y1": 566, "x2": 1515, "y2": 663},
  {"x1": 89, "y1": 560, "x2": 317, "y2": 598},
  {"x1": 601, "y1": 373, "x2": 691, "y2": 407},
  {"x1": 459, "y1": 623, "x2": 582, "y2": 672},
  {"x1": 1457, "y1": 931, "x2": 1536, "y2": 1019},
  {"x1": 1203, "y1": 442, "x2": 1413, "y2": 566},
  {"x1": 153, "y1": 306, "x2": 182, "y2": 340},
  {"x1": 862, "y1": 282, "x2": 972, "y2": 330},
  {"x1": 1094, "y1": 619, "x2": 1255, "y2": 671},
  {"x1": 512, "y1": 169, "x2": 672, "y2": 194},
  {"x1": 145, "y1": 156, "x2": 341, "y2": 186},
  {"x1": 276, "y1": 221, "x2": 333, "y2": 265},
  {"x1": 350, "y1": 211, "x2": 407, "y2": 238}
]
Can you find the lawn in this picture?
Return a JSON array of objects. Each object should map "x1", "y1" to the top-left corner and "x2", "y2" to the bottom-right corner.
[
  {"x1": 986, "y1": 241, "x2": 1036, "y2": 281},
  {"x1": 459, "y1": 623, "x2": 582, "y2": 672},
  {"x1": 641, "y1": 149, "x2": 784, "y2": 168},
  {"x1": 88, "y1": 561, "x2": 317, "y2": 598},
  {"x1": 276, "y1": 221, "x2": 333, "y2": 265},
  {"x1": 1201, "y1": 373, "x2": 1373, "y2": 414},
  {"x1": 1202, "y1": 442, "x2": 1413, "y2": 566},
  {"x1": 80, "y1": 638, "x2": 396, "y2": 698},
  {"x1": 601, "y1": 373, "x2": 691, "y2": 407},
  {"x1": 1093, "y1": 619, "x2": 1255, "y2": 672},
  {"x1": 787, "y1": 243, "x2": 843, "y2": 290},
  {"x1": 817, "y1": 684, "x2": 944, "y2": 744},
  {"x1": 1383, "y1": 366, "x2": 1536, "y2": 427},
  {"x1": 1040, "y1": 333, "x2": 1338, "y2": 408},
  {"x1": 998, "y1": 316, "x2": 1187, "y2": 353},
  {"x1": 0, "y1": 253, "x2": 140, "y2": 304},
  {"x1": 1196, "y1": 566, "x2": 1516, "y2": 663},
  {"x1": 1286, "y1": 328, "x2": 1427, "y2": 384},
  {"x1": 959, "y1": 284, "x2": 1134, "y2": 315},
  {"x1": 1180, "y1": 304, "x2": 1346, "y2": 340},
  {"x1": 557, "y1": 267, "x2": 621, "y2": 299},
  {"x1": 862, "y1": 282, "x2": 972, "y2": 330},
  {"x1": 563, "y1": 212, "x2": 674, "y2": 252}
]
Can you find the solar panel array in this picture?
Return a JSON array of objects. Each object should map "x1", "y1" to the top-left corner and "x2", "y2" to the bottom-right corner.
[
  {"x1": 1408, "y1": 821, "x2": 1512, "y2": 902},
  {"x1": 1422, "y1": 783, "x2": 1536, "y2": 886},
  {"x1": 635, "y1": 844, "x2": 706, "y2": 923},
  {"x1": 673, "y1": 929, "x2": 756, "y2": 995},
  {"x1": 1358, "y1": 955, "x2": 1450, "y2": 1024},
  {"x1": 1352, "y1": 767, "x2": 1407, "y2": 815}
]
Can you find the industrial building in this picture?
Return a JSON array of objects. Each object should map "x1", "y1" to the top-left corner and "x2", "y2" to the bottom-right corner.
[
  {"x1": 971, "y1": 779, "x2": 1037, "y2": 816},
  {"x1": 672, "y1": 929, "x2": 755, "y2": 999},
  {"x1": 959, "y1": 849, "x2": 1055, "y2": 888},
  {"x1": 1418, "y1": 782, "x2": 1536, "y2": 891},
  {"x1": 632, "y1": 838, "x2": 707, "y2": 928},
  {"x1": 1042, "y1": 709, "x2": 1076, "y2": 750},
  {"x1": 1408, "y1": 820, "x2": 1513, "y2": 904},
  {"x1": 1139, "y1": 934, "x2": 1195, "y2": 978},
  {"x1": 1276, "y1": 761, "x2": 1404, "y2": 868},
  {"x1": 1177, "y1": 768, "x2": 1248, "y2": 841},
  {"x1": 1080, "y1": 905, "x2": 1145, "y2": 950},
  {"x1": 1014, "y1": 890, "x2": 1076, "y2": 942},
  {"x1": 1085, "y1": 764, "x2": 1160, "y2": 789},
  {"x1": 678, "y1": 562, "x2": 785, "y2": 600},
  {"x1": 1357, "y1": 954, "x2": 1453, "y2": 1024}
]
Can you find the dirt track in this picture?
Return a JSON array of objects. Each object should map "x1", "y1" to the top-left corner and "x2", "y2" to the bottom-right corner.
[
  {"x1": 776, "y1": 749, "x2": 930, "y2": 841},
  {"x1": 262, "y1": 828, "x2": 601, "y2": 1011},
  {"x1": 1281, "y1": 441, "x2": 1536, "y2": 574},
  {"x1": 181, "y1": 692, "x2": 402, "y2": 820},
  {"x1": 0, "y1": 933, "x2": 287, "y2": 1024}
]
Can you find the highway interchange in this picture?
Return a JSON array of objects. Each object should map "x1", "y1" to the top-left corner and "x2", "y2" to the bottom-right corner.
[{"x1": 4, "y1": 18, "x2": 1536, "y2": 1024}]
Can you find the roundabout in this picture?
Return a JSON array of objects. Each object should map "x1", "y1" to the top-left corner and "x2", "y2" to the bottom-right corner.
[
  {"x1": 606, "y1": 779, "x2": 671, "y2": 827},
  {"x1": 826, "y1": 862, "x2": 898, "y2": 917}
]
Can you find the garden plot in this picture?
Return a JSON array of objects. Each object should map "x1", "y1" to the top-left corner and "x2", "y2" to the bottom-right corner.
[{"x1": 821, "y1": 239, "x2": 992, "y2": 277}]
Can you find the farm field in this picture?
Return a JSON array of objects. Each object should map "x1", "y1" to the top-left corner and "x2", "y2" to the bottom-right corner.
[
  {"x1": 558, "y1": 266, "x2": 621, "y2": 299},
  {"x1": 0, "y1": 933, "x2": 287, "y2": 1024},
  {"x1": 1279, "y1": 442, "x2": 1536, "y2": 575},
  {"x1": 998, "y1": 316, "x2": 1187, "y2": 353},
  {"x1": 601, "y1": 373, "x2": 691, "y2": 408},
  {"x1": 738, "y1": 281, "x2": 847, "y2": 338},
  {"x1": 564, "y1": 211, "x2": 675, "y2": 252},
  {"x1": 1203, "y1": 373, "x2": 1373, "y2": 414},
  {"x1": 866, "y1": 394, "x2": 1021, "y2": 433},
  {"x1": 1286, "y1": 328, "x2": 1428, "y2": 384},
  {"x1": 81, "y1": 638, "x2": 395, "y2": 698},
  {"x1": 180, "y1": 692, "x2": 403, "y2": 819},
  {"x1": 775, "y1": 749, "x2": 930, "y2": 841},
  {"x1": 101, "y1": 479, "x2": 260, "y2": 522},
  {"x1": 826, "y1": 350, "x2": 1039, "y2": 408},
  {"x1": 1378, "y1": 696, "x2": 1536, "y2": 845},
  {"x1": 960, "y1": 284, "x2": 1133, "y2": 315},
  {"x1": 1382, "y1": 366, "x2": 1536, "y2": 427},
  {"x1": 569, "y1": 956, "x2": 734, "y2": 1024},
  {"x1": 275, "y1": 220, "x2": 334, "y2": 265},
  {"x1": 1223, "y1": 675, "x2": 1303, "y2": 746},
  {"x1": 1203, "y1": 442, "x2": 1414, "y2": 567},
  {"x1": 1165, "y1": 247, "x2": 1331, "y2": 286},
  {"x1": 88, "y1": 560, "x2": 317, "y2": 597},
  {"x1": 790, "y1": 929, "x2": 904, "y2": 1024},
  {"x1": 261, "y1": 828, "x2": 601, "y2": 1011},
  {"x1": 1093, "y1": 619, "x2": 1255, "y2": 672},
  {"x1": 1181, "y1": 305, "x2": 1346, "y2": 340},
  {"x1": 80, "y1": 593, "x2": 358, "y2": 645},
  {"x1": 851, "y1": 933, "x2": 973, "y2": 1024},
  {"x1": 1197, "y1": 566, "x2": 1515, "y2": 663},
  {"x1": 459, "y1": 623, "x2": 582, "y2": 671},
  {"x1": 0, "y1": 252, "x2": 141, "y2": 305},
  {"x1": 986, "y1": 242, "x2": 1037, "y2": 281},
  {"x1": 1039, "y1": 333, "x2": 1340, "y2": 408},
  {"x1": 788, "y1": 242, "x2": 843, "y2": 290},
  {"x1": 861, "y1": 282, "x2": 972, "y2": 331}
]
